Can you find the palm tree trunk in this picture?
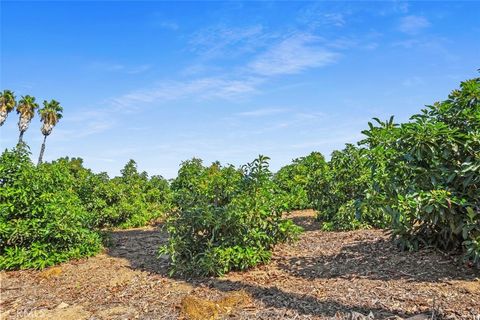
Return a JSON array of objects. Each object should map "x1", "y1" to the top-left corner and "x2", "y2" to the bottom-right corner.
[
  {"x1": 38, "y1": 135, "x2": 47, "y2": 165},
  {"x1": 0, "y1": 110, "x2": 7, "y2": 126},
  {"x1": 18, "y1": 116, "x2": 30, "y2": 145},
  {"x1": 18, "y1": 130, "x2": 24, "y2": 145}
]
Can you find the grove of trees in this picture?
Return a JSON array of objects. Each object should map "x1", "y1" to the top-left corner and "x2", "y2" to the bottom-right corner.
[{"x1": 0, "y1": 76, "x2": 478, "y2": 274}]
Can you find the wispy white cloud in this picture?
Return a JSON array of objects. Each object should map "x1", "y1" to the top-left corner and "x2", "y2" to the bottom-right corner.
[
  {"x1": 180, "y1": 64, "x2": 220, "y2": 76},
  {"x1": 394, "y1": 1, "x2": 409, "y2": 14},
  {"x1": 248, "y1": 33, "x2": 338, "y2": 76},
  {"x1": 392, "y1": 36, "x2": 457, "y2": 61},
  {"x1": 189, "y1": 24, "x2": 274, "y2": 59},
  {"x1": 88, "y1": 62, "x2": 152, "y2": 74},
  {"x1": 235, "y1": 108, "x2": 288, "y2": 117},
  {"x1": 326, "y1": 35, "x2": 379, "y2": 51},
  {"x1": 296, "y1": 3, "x2": 350, "y2": 29},
  {"x1": 289, "y1": 133, "x2": 363, "y2": 149},
  {"x1": 46, "y1": 107, "x2": 121, "y2": 142},
  {"x1": 52, "y1": 118, "x2": 116, "y2": 141},
  {"x1": 237, "y1": 110, "x2": 328, "y2": 136},
  {"x1": 326, "y1": 37, "x2": 357, "y2": 49},
  {"x1": 107, "y1": 32, "x2": 341, "y2": 115},
  {"x1": 89, "y1": 62, "x2": 124, "y2": 72},
  {"x1": 158, "y1": 21, "x2": 179, "y2": 31},
  {"x1": 377, "y1": 0, "x2": 409, "y2": 16},
  {"x1": 92, "y1": 15, "x2": 373, "y2": 130},
  {"x1": 62, "y1": 110, "x2": 109, "y2": 123},
  {"x1": 323, "y1": 13, "x2": 346, "y2": 27},
  {"x1": 126, "y1": 65, "x2": 152, "y2": 74},
  {"x1": 109, "y1": 77, "x2": 263, "y2": 110},
  {"x1": 402, "y1": 76, "x2": 425, "y2": 87},
  {"x1": 294, "y1": 112, "x2": 326, "y2": 121},
  {"x1": 399, "y1": 15, "x2": 430, "y2": 34}
]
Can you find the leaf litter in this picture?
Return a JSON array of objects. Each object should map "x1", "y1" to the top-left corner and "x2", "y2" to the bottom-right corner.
[{"x1": 1, "y1": 210, "x2": 479, "y2": 319}]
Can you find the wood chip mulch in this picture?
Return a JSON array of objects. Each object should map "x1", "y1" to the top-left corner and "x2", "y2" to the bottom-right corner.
[{"x1": 1, "y1": 210, "x2": 479, "y2": 320}]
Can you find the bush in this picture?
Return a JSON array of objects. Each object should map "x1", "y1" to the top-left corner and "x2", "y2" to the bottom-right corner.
[
  {"x1": 362, "y1": 77, "x2": 480, "y2": 263},
  {"x1": 306, "y1": 144, "x2": 389, "y2": 230},
  {"x1": 58, "y1": 158, "x2": 173, "y2": 229},
  {"x1": 0, "y1": 146, "x2": 102, "y2": 270},
  {"x1": 274, "y1": 152, "x2": 327, "y2": 210},
  {"x1": 161, "y1": 156, "x2": 302, "y2": 276},
  {"x1": 107, "y1": 160, "x2": 172, "y2": 228}
]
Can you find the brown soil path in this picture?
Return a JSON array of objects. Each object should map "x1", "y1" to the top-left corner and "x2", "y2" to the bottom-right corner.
[{"x1": 1, "y1": 210, "x2": 479, "y2": 319}]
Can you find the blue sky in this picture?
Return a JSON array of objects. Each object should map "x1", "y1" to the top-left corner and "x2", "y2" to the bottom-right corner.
[{"x1": 1, "y1": 1, "x2": 479, "y2": 178}]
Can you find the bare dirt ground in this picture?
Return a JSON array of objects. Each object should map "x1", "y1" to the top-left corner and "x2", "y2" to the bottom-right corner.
[{"x1": 1, "y1": 210, "x2": 479, "y2": 320}]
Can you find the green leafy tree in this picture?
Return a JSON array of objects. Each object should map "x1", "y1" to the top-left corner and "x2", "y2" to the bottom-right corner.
[
  {"x1": 161, "y1": 156, "x2": 301, "y2": 276},
  {"x1": 0, "y1": 146, "x2": 102, "y2": 270},
  {"x1": 275, "y1": 152, "x2": 328, "y2": 210},
  {"x1": 361, "y1": 76, "x2": 480, "y2": 264},
  {"x1": 304, "y1": 144, "x2": 388, "y2": 230},
  {"x1": 70, "y1": 159, "x2": 172, "y2": 229}
]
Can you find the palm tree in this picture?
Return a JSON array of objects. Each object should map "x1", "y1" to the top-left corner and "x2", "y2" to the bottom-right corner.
[
  {"x1": 38, "y1": 99, "x2": 63, "y2": 165},
  {"x1": 0, "y1": 90, "x2": 17, "y2": 126},
  {"x1": 16, "y1": 95, "x2": 39, "y2": 144}
]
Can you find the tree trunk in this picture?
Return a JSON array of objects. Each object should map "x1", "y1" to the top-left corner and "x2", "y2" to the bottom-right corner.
[
  {"x1": 38, "y1": 135, "x2": 47, "y2": 166},
  {"x1": 18, "y1": 116, "x2": 30, "y2": 144},
  {"x1": 0, "y1": 110, "x2": 7, "y2": 126},
  {"x1": 18, "y1": 130, "x2": 24, "y2": 145}
]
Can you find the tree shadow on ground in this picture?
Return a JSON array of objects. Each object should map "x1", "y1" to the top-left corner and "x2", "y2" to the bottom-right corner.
[
  {"x1": 290, "y1": 214, "x2": 321, "y2": 232},
  {"x1": 104, "y1": 225, "x2": 435, "y2": 318},
  {"x1": 105, "y1": 217, "x2": 479, "y2": 284},
  {"x1": 277, "y1": 237, "x2": 480, "y2": 283},
  {"x1": 105, "y1": 213, "x2": 317, "y2": 276},
  {"x1": 195, "y1": 278, "x2": 405, "y2": 319},
  {"x1": 106, "y1": 226, "x2": 170, "y2": 274}
]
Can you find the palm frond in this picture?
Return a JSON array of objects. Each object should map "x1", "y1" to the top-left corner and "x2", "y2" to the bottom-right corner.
[{"x1": 39, "y1": 99, "x2": 64, "y2": 127}]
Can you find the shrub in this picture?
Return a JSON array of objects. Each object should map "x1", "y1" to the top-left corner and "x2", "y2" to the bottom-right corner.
[
  {"x1": 58, "y1": 158, "x2": 173, "y2": 229},
  {"x1": 161, "y1": 156, "x2": 302, "y2": 276},
  {"x1": 108, "y1": 160, "x2": 172, "y2": 228},
  {"x1": 51, "y1": 157, "x2": 109, "y2": 228},
  {"x1": 274, "y1": 152, "x2": 327, "y2": 210},
  {"x1": 0, "y1": 146, "x2": 102, "y2": 270},
  {"x1": 306, "y1": 144, "x2": 389, "y2": 230},
  {"x1": 361, "y1": 77, "x2": 480, "y2": 263},
  {"x1": 274, "y1": 163, "x2": 309, "y2": 210}
]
